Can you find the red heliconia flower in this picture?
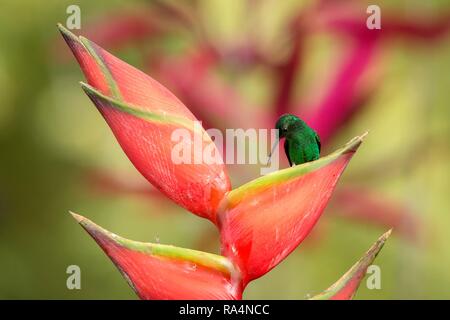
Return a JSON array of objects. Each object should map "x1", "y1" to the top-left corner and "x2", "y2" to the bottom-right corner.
[
  {"x1": 59, "y1": 24, "x2": 388, "y2": 300},
  {"x1": 63, "y1": 0, "x2": 450, "y2": 243}
]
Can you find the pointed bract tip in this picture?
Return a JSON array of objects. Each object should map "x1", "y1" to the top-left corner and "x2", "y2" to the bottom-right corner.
[
  {"x1": 381, "y1": 228, "x2": 393, "y2": 242},
  {"x1": 80, "y1": 82, "x2": 108, "y2": 106},
  {"x1": 57, "y1": 23, "x2": 80, "y2": 44},
  {"x1": 309, "y1": 229, "x2": 391, "y2": 300},
  {"x1": 343, "y1": 131, "x2": 369, "y2": 153},
  {"x1": 364, "y1": 228, "x2": 392, "y2": 260},
  {"x1": 69, "y1": 211, "x2": 118, "y2": 247},
  {"x1": 69, "y1": 210, "x2": 84, "y2": 223},
  {"x1": 68, "y1": 211, "x2": 100, "y2": 235},
  {"x1": 360, "y1": 131, "x2": 369, "y2": 140},
  {"x1": 80, "y1": 81, "x2": 95, "y2": 94}
]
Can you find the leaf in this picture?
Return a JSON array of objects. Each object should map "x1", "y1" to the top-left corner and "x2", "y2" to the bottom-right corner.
[
  {"x1": 58, "y1": 24, "x2": 230, "y2": 222},
  {"x1": 310, "y1": 229, "x2": 392, "y2": 300},
  {"x1": 219, "y1": 133, "x2": 367, "y2": 285},
  {"x1": 70, "y1": 212, "x2": 242, "y2": 300}
]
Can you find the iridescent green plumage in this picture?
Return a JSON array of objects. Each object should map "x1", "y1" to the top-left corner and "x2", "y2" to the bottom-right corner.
[{"x1": 274, "y1": 114, "x2": 321, "y2": 166}]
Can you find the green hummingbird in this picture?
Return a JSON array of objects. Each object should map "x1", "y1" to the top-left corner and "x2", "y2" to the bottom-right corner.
[{"x1": 268, "y1": 114, "x2": 321, "y2": 166}]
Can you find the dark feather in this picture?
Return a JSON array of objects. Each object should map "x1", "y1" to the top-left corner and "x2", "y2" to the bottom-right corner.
[
  {"x1": 315, "y1": 133, "x2": 321, "y2": 153},
  {"x1": 284, "y1": 139, "x2": 293, "y2": 166}
]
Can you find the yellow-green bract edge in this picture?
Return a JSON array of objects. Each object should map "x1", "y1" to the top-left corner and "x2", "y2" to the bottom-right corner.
[
  {"x1": 225, "y1": 132, "x2": 368, "y2": 207},
  {"x1": 69, "y1": 211, "x2": 236, "y2": 276}
]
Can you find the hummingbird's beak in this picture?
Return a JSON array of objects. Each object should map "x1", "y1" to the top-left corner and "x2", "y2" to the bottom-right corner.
[{"x1": 266, "y1": 139, "x2": 279, "y2": 166}]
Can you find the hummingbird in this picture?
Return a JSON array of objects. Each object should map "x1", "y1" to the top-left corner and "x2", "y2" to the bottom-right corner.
[{"x1": 268, "y1": 114, "x2": 321, "y2": 166}]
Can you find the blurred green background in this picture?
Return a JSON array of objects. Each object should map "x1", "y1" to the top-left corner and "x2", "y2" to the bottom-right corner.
[{"x1": 0, "y1": 0, "x2": 449, "y2": 299}]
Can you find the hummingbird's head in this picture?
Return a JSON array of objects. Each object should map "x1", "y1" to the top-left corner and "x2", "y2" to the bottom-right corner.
[{"x1": 275, "y1": 114, "x2": 302, "y2": 138}]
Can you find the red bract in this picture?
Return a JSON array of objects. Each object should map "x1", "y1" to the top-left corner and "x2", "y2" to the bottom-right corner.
[
  {"x1": 219, "y1": 135, "x2": 365, "y2": 285},
  {"x1": 311, "y1": 229, "x2": 391, "y2": 300},
  {"x1": 71, "y1": 212, "x2": 242, "y2": 300},
  {"x1": 59, "y1": 24, "x2": 230, "y2": 223},
  {"x1": 60, "y1": 25, "x2": 388, "y2": 300}
]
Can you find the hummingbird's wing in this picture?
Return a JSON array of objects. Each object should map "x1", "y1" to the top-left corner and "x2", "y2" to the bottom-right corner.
[
  {"x1": 315, "y1": 133, "x2": 321, "y2": 153},
  {"x1": 284, "y1": 139, "x2": 293, "y2": 167}
]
